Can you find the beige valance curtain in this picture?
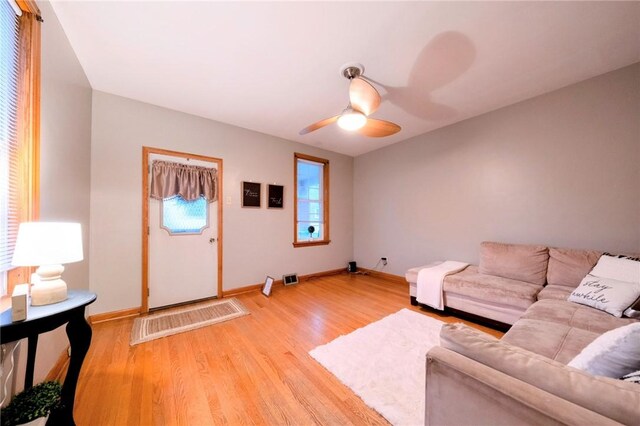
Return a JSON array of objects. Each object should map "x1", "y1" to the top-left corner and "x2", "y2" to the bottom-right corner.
[{"x1": 150, "y1": 160, "x2": 217, "y2": 202}]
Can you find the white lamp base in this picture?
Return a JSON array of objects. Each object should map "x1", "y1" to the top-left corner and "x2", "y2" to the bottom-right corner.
[{"x1": 31, "y1": 264, "x2": 68, "y2": 306}]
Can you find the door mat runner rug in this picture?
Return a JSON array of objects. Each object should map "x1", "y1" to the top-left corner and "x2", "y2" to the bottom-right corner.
[
  {"x1": 130, "y1": 298, "x2": 249, "y2": 346},
  {"x1": 309, "y1": 308, "x2": 443, "y2": 426}
]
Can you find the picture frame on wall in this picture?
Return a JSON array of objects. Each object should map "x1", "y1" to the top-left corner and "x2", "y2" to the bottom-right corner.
[
  {"x1": 268, "y1": 184, "x2": 284, "y2": 209},
  {"x1": 242, "y1": 181, "x2": 261, "y2": 208},
  {"x1": 262, "y1": 276, "x2": 274, "y2": 297}
]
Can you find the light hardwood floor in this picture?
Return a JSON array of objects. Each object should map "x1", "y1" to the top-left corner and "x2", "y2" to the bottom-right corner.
[{"x1": 75, "y1": 272, "x2": 502, "y2": 425}]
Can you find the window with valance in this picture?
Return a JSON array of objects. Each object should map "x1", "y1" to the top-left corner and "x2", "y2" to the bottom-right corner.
[{"x1": 150, "y1": 160, "x2": 217, "y2": 235}]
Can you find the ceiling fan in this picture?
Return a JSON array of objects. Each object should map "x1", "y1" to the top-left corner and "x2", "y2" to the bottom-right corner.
[{"x1": 299, "y1": 64, "x2": 401, "y2": 138}]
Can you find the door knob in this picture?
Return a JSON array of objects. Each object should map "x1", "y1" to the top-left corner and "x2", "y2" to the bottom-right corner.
[{"x1": 209, "y1": 237, "x2": 216, "y2": 244}]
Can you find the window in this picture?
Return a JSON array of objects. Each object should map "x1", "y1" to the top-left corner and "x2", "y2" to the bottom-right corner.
[
  {"x1": 0, "y1": 0, "x2": 21, "y2": 294},
  {"x1": 0, "y1": 0, "x2": 41, "y2": 295},
  {"x1": 293, "y1": 153, "x2": 330, "y2": 247},
  {"x1": 161, "y1": 196, "x2": 209, "y2": 234}
]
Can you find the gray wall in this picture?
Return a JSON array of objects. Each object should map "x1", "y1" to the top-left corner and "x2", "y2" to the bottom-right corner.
[
  {"x1": 354, "y1": 63, "x2": 640, "y2": 276},
  {"x1": 89, "y1": 92, "x2": 353, "y2": 314},
  {"x1": 20, "y1": 0, "x2": 92, "y2": 385}
]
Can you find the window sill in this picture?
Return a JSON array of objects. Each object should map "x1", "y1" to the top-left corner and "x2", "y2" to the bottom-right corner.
[{"x1": 293, "y1": 240, "x2": 331, "y2": 248}]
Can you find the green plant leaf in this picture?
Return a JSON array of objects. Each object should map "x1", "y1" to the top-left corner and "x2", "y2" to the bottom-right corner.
[{"x1": 1, "y1": 381, "x2": 62, "y2": 426}]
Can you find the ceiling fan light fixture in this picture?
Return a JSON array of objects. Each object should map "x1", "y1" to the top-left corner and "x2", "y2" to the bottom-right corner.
[
  {"x1": 299, "y1": 64, "x2": 399, "y2": 137},
  {"x1": 337, "y1": 108, "x2": 367, "y2": 131}
]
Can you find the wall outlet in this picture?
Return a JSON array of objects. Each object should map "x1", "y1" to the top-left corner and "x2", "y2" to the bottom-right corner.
[{"x1": 381, "y1": 257, "x2": 388, "y2": 266}]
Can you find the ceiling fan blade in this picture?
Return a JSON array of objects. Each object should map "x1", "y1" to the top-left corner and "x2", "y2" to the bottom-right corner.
[
  {"x1": 299, "y1": 115, "x2": 339, "y2": 135},
  {"x1": 358, "y1": 118, "x2": 401, "y2": 138},
  {"x1": 349, "y1": 77, "x2": 381, "y2": 116}
]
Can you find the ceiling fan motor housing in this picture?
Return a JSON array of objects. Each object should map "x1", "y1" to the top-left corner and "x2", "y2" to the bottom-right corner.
[{"x1": 340, "y1": 63, "x2": 364, "y2": 80}]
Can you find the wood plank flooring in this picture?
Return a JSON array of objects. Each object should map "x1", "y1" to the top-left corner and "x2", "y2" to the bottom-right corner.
[{"x1": 75, "y1": 272, "x2": 503, "y2": 425}]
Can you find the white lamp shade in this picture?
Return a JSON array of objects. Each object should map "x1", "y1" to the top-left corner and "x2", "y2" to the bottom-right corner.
[
  {"x1": 11, "y1": 222, "x2": 83, "y2": 266},
  {"x1": 337, "y1": 108, "x2": 367, "y2": 131}
]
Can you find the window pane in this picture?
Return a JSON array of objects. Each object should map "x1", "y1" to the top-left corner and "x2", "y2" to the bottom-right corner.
[
  {"x1": 298, "y1": 200, "x2": 322, "y2": 222},
  {"x1": 308, "y1": 187, "x2": 320, "y2": 201},
  {"x1": 297, "y1": 222, "x2": 323, "y2": 241},
  {"x1": 297, "y1": 160, "x2": 322, "y2": 201},
  {"x1": 162, "y1": 196, "x2": 208, "y2": 234}
]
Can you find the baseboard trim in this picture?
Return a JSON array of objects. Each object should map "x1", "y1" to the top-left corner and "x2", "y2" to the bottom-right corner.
[
  {"x1": 45, "y1": 347, "x2": 70, "y2": 382},
  {"x1": 357, "y1": 267, "x2": 406, "y2": 284},
  {"x1": 222, "y1": 282, "x2": 278, "y2": 297},
  {"x1": 222, "y1": 268, "x2": 347, "y2": 297},
  {"x1": 300, "y1": 268, "x2": 346, "y2": 281},
  {"x1": 89, "y1": 268, "x2": 349, "y2": 321},
  {"x1": 88, "y1": 307, "x2": 141, "y2": 325}
]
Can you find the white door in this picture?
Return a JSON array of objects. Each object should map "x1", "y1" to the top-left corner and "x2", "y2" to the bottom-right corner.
[{"x1": 148, "y1": 153, "x2": 218, "y2": 309}]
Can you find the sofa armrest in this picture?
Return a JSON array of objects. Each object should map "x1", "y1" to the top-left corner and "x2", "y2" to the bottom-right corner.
[
  {"x1": 436, "y1": 323, "x2": 640, "y2": 424},
  {"x1": 426, "y1": 346, "x2": 621, "y2": 426}
]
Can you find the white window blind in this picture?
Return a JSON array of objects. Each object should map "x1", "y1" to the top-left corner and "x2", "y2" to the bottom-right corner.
[{"x1": 0, "y1": 0, "x2": 21, "y2": 278}]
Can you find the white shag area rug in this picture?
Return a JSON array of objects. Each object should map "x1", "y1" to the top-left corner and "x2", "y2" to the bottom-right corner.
[{"x1": 309, "y1": 308, "x2": 443, "y2": 426}]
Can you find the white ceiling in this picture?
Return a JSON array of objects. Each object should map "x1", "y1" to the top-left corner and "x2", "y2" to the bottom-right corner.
[{"x1": 49, "y1": 1, "x2": 640, "y2": 157}]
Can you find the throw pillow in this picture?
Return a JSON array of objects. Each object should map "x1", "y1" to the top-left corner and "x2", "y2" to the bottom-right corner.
[
  {"x1": 571, "y1": 253, "x2": 640, "y2": 318},
  {"x1": 590, "y1": 253, "x2": 640, "y2": 283},
  {"x1": 621, "y1": 370, "x2": 640, "y2": 385},
  {"x1": 568, "y1": 274, "x2": 640, "y2": 317},
  {"x1": 568, "y1": 323, "x2": 640, "y2": 378}
]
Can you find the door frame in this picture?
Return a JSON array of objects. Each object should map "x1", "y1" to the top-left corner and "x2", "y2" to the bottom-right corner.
[{"x1": 141, "y1": 146, "x2": 223, "y2": 313}]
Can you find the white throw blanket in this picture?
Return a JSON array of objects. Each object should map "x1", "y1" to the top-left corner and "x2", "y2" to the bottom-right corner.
[{"x1": 416, "y1": 261, "x2": 469, "y2": 310}]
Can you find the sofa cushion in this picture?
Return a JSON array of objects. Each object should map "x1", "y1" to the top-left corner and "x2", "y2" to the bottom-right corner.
[
  {"x1": 537, "y1": 285, "x2": 573, "y2": 301},
  {"x1": 478, "y1": 241, "x2": 549, "y2": 285},
  {"x1": 443, "y1": 266, "x2": 541, "y2": 310},
  {"x1": 546, "y1": 247, "x2": 601, "y2": 288},
  {"x1": 502, "y1": 318, "x2": 599, "y2": 363},
  {"x1": 519, "y1": 299, "x2": 638, "y2": 334}
]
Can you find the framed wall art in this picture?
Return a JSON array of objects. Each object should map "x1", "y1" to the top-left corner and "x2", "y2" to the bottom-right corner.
[
  {"x1": 268, "y1": 184, "x2": 284, "y2": 209},
  {"x1": 262, "y1": 276, "x2": 274, "y2": 297},
  {"x1": 242, "y1": 181, "x2": 261, "y2": 208}
]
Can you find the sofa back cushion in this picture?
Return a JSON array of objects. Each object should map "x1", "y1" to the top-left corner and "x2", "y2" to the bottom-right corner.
[
  {"x1": 479, "y1": 242, "x2": 549, "y2": 285},
  {"x1": 547, "y1": 247, "x2": 602, "y2": 288}
]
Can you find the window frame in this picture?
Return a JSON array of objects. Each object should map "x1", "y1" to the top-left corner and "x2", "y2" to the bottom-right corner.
[
  {"x1": 293, "y1": 152, "x2": 330, "y2": 248},
  {"x1": 3, "y1": 1, "x2": 41, "y2": 296}
]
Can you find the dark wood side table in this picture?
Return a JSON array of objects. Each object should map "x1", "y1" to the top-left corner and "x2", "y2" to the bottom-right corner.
[{"x1": 1, "y1": 290, "x2": 97, "y2": 426}]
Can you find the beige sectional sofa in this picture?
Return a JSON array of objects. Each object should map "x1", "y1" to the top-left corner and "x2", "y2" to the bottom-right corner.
[
  {"x1": 407, "y1": 242, "x2": 559, "y2": 325},
  {"x1": 406, "y1": 243, "x2": 618, "y2": 325},
  {"x1": 416, "y1": 242, "x2": 640, "y2": 425}
]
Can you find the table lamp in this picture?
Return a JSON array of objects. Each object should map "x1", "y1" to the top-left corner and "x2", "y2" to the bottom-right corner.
[{"x1": 11, "y1": 222, "x2": 83, "y2": 306}]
